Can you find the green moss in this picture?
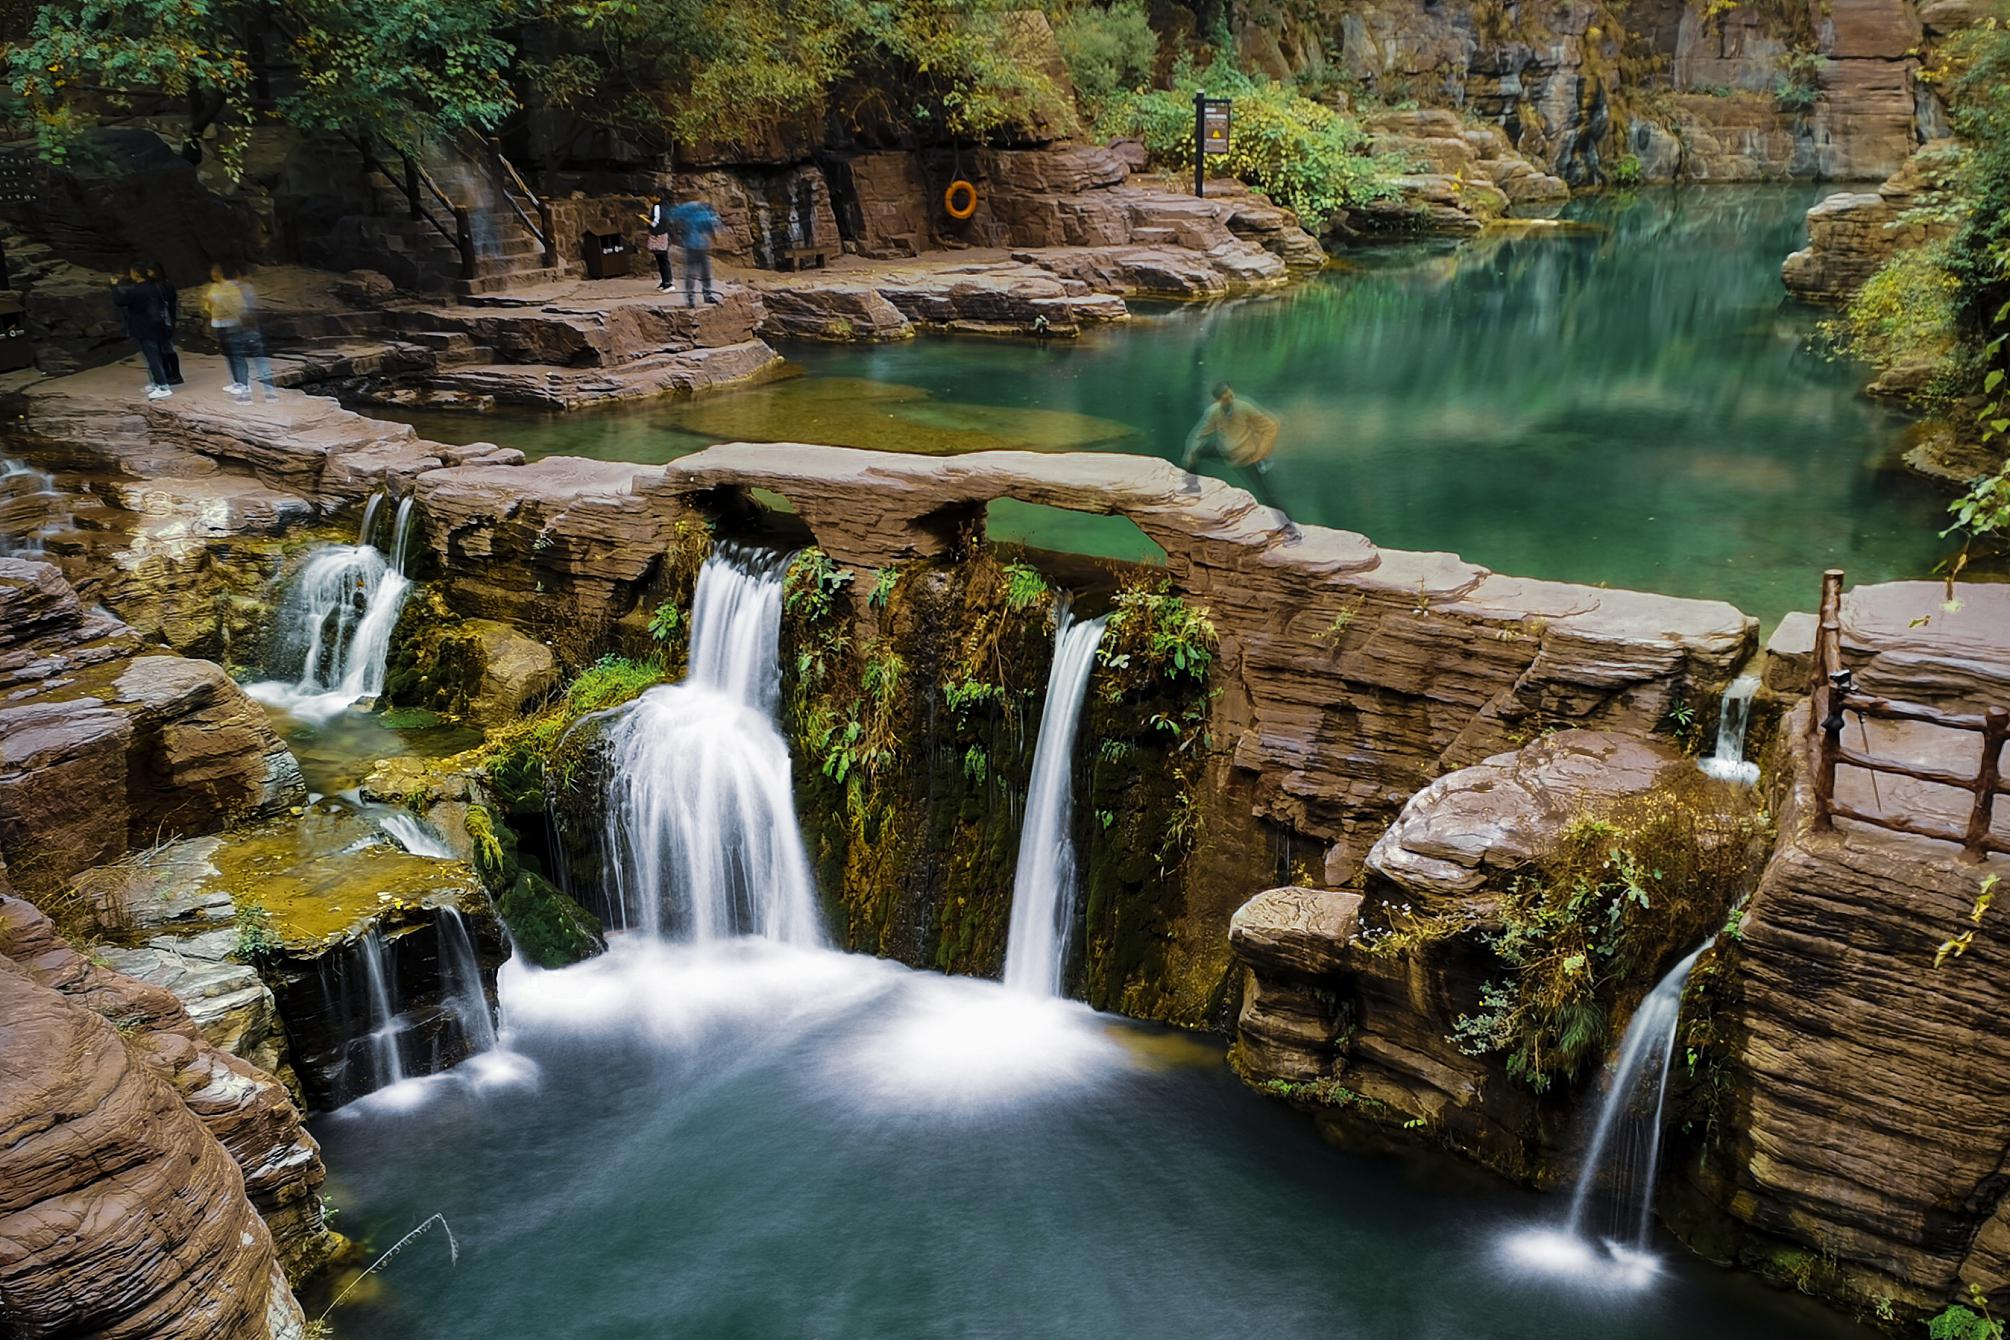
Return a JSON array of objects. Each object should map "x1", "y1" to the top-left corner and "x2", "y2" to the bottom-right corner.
[
  {"x1": 466, "y1": 803, "x2": 602, "y2": 968},
  {"x1": 1440, "y1": 776, "x2": 1772, "y2": 1094}
]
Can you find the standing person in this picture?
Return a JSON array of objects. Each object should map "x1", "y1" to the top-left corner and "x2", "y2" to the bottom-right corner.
[
  {"x1": 111, "y1": 266, "x2": 175, "y2": 400},
  {"x1": 203, "y1": 264, "x2": 276, "y2": 404},
  {"x1": 1181, "y1": 381, "x2": 1300, "y2": 540},
  {"x1": 642, "y1": 193, "x2": 674, "y2": 291},
  {"x1": 148, "y1": 263, "x2": 184, "y2": 386},
  {"x1": 667, "y1": 196, "x2": 721, "y2": 306}
]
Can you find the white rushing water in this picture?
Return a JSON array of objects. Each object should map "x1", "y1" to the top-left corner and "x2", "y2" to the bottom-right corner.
[
  {"x1": 1698, "y1": 675, "x2": 1761, "y2": 786},
  {"x1": 436, "y1": 907, "x2": 499, "y2": 1053},
  {"x1": 1002, "y1": 606, "x2": 1109, "y2": 998},
  {"x1": 600, "y1": 546, "x2": 821, "y2": 944},
  {"x1": 358, "y1": 929, "x2": 407, "y2": 1093},
  {"x1": 249, "y1": 493, "x2": 419, "y2": 722},
  {"x1": 1505, "y1": 939, "x2": 1715, "y2": 1287},
  {"x1": 381, "y1": 810, "x2": 455, "y2": 860}
]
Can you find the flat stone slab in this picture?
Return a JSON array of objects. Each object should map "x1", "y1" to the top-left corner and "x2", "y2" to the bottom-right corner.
[{"x1": 1228, "y1": 887, "x2": 1366, "y2": 977}]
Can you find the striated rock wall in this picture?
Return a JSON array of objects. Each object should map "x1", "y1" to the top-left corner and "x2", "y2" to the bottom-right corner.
[
  {"x1": 0, "y1": 558, "x2": 303, "y2": 895},
  {"x1": 1781, "y1": 145, "x2": 1958, "y2": 303},
  {"x1": 0, "y1": 893, "x2": 326, "y2": 1339},
  {"x1": 1670, "y1": 579, "x2": 2010, "y2": 1311}
]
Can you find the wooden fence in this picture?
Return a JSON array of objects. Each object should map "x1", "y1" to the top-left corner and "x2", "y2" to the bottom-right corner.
[{"x1": 1809, "y1": 567, "x2": 2009, "y2": 860}]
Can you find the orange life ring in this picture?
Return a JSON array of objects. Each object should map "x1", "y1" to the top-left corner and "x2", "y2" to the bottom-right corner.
[{"x1": 943, "y1": 178, "x2": 978, "y2": 221}]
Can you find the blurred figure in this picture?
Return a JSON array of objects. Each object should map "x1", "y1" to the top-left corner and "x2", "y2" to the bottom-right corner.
[
  {"x1": 667, "y1": 196, "x2": 721, "y2": 306},
  {"x1": 1182, "y1": 381, "x2": 1299, "y2": 540},
  {"x1": 111, "y1": 265, "x2": 176, "y2": 400},
  {"x1": 148, "y1": 262, "x2": 184, "y2": 386},
  {"x1": 642, "y1": 192, "x2": 674, "y2": 290},
  {"x1": 203, "y1": 263, "x2": 276, "y2": 404}
]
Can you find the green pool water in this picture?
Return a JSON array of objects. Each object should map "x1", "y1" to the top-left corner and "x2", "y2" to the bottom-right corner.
[{"x1": 386, "y1": 185, "x2": 1954, "y2": 625}]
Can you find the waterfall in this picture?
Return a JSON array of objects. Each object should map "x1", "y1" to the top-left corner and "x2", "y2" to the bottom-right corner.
[
  {"x1": 435, "y1": 908, "x2": 498, "y2": 1053},
  {"x1": 1563, "y1": 939, "x2": 1714, "y2": 1251},
  {"x1": 382, "y1": 810, "x2": 454, "y2": 859},
  {"x1": 1698, "y1": 675, "x2": 1760, "y2": 785},
  {"x1": 598, "y1": 545, "x2": 821, "y2": 944},
  {"x1": 249, "y1": 493, "x2": 418, "y2": 721},
  {"x1": 1001, "y1": 606, "x2": 1109, "y2": 998},
  {"x1": 1698, "y1": 676, "x2": 1760, "y2": 784},
  {"x1": 358, "y1": 930, "x2": 406, "y2": 1093}
]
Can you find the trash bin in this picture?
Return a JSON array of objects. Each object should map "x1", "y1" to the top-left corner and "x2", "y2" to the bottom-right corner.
[{"x1": 581, "y1": 230, "x2": 634, "y2": 280}]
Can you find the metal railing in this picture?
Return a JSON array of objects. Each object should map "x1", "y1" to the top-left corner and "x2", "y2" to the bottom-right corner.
[
  {"x1": 464, "y1": 132, "x2": 558, "y2": 270},
  {"x1": 1810, "y1": 567, "x2": 2009, "y2": 860},
  {"x1": 349, "y1": 133, "x2": 476, "y2": 282}
]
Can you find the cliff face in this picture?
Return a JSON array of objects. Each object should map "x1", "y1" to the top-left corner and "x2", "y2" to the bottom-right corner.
[
  {"x1": 1240, "y1": 0, "x2": 1930, "y2": 184},
  {"x1": 1670, "y1": 582, "x2": 2010, "y2": 1311},
  {"x1": 0, "y1": 895, "x2": 323, "y2": 1339}
]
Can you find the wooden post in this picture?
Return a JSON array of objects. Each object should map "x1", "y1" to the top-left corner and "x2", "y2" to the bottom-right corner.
[
  {"x1": 537, "y1": 199, "x2": 557, "y2": 269},
  {"x1": 1193, "y1": 92, "x2": 1206, "y2": 199},
  {"x1": 1967, "y1": 707, "x2": 2008, "y2": 861},
  {"x1": 454, "y1": 206, "x2": 477, "y2": 282},
  {"x1": 1810, "y1": 567, "x2": 1846, "y2": 831},
  {"x1": 403, "y1": 156, "x2": 421, "y2": 221}
]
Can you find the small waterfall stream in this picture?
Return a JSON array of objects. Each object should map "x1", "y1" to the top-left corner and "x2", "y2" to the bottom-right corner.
[
  {"x1": 1001, "y1": 607, "x2": 1109, "y2": 998},
  {"x1": 1565, "y1": 939, "x2": 1715, "y2": 1251},
  {"x1": 1698, "y1": 675, "x2": 1761, "y2": 785},
  {"x1": 358, "y1": 930, "x2": 406, "y2": 1093},
  {"x1": 599, "y1": 546, "x2": 821, "y2": 944},
  {"x1": 249, "y1": 493, "x2": 418, "y2": 721},
  {"x1": 436, "y1": 908, "x2": 499, "y2": 1054},
  {"x1": 381, "y1": 810, "x2": 455, "y2": 859}
]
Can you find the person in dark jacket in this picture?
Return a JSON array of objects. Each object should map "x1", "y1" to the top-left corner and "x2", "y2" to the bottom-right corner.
[
  {"x1": 147, "y1": 263, "x2": 183, "y2": 386},
  {"x1": 642, "y1": 193, "x2": 674, "y2": 291},
  {"x1": 111, "y1": 266, "x2": 175, "y2": 399}
]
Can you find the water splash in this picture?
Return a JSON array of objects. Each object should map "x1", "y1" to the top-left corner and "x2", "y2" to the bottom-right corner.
[
  {"x1": 1002, "y1": 606, "x2": 1108, "y2": 998},
  {"x1": 358, "y1": 929, "x2": 406, "y2": 1093},
  {"x1": 381, "y1": 810, "x2": 454, "y2": 859},
  {"x1": 598, "y1": 546, "x2": 821, "y2": 944},
  {"x1": 1698, "y1": 675, "x2": 1761, "y2": 785},
  {"x1": 248, "y1": 493, "x2": 419, "y2": 722},
  {"x1": 436, "y1": 907, "x2": 498, "y2": 1053},
  {"x1": 1503, "y1": 940, "x2": 1714, "y2": 1286}
]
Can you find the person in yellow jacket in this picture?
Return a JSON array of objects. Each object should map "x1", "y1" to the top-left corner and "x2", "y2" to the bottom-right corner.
[
  {"x1": 1181, "y1": 381, "x2": 1299, "y2": 539},
  {"x1": 202, "y1": 264, "x2": 274, "y2": 403}
]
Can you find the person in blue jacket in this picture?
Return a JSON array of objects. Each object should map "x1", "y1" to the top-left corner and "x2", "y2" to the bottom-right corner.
[{"x1": 666, "y1": 197, "x2": 721, "y2": 307}]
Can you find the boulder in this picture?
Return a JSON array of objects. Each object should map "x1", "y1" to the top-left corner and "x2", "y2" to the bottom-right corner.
[
  {"x1": 0, "y1": 559, "x2": 303, "y2": 896},
  {"x1": 0, "y1": 893, "x2": 335, "y2": 1297}
]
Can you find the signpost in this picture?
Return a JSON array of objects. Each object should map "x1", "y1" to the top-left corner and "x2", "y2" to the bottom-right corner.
[{"x1": 1193, "y1": 94, "x2": 1231, "y2": 197}]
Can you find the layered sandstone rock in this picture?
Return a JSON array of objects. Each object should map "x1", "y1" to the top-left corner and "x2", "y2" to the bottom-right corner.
[
  {"x1": 1230, "y1": 730, "x2": 1718, "y2": 1168},
  {"x1": 0, "y1": 558, "x2": 303, "y2": 895},
  {"x1": 1781, "y1": 147, "x2": 1958, "y2": 303},
  {"x1": 1681, "y1": 699, "x2": 2010, "y2": 1309},
  {"x1": 0, "y1": 894, "x2": 333, "y2": 1332},
  {"x1": 1355, "y1": 110, "x2": 1570, "y2": 233}
]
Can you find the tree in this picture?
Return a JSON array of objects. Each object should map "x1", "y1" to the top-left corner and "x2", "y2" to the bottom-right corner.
[{"x1": 4, "y1": 0, "x2": 520, "y2": 173}]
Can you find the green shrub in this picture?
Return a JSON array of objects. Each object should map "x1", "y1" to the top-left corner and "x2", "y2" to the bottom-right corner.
[
  {"x1": 1773, "y1": 49, "x2": 1827, "y2": 110},
  {"x1": 564, "y1": 655, "x2": 666, "y2": 715},
  {"x1": 1446, "y1": 786, "x2": 1770, "y2": 1093},
  {"x1": 1832, "y1": 244, "x2": 1963, "y2": 374},
  {"x1": 1608, "y1": 152, "x2": 1644, "y2": 187},
  {"x1": 1095, "y1": 52, "x2": 1402, "y2": 230},
  {"x1": 1052, "y1": 0, "x2": 1157, "y2": 112}
]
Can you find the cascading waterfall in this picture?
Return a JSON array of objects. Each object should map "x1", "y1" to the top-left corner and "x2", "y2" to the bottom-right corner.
[
  {"x1": 381, "y1": 810, "x2": 455, "y2": 859},
  {"x1": 598, "y1": 545, "x2": 821, "y2": 944},
  {"x1": 250, "y1": 493, "x2": 419, "y2": 720},
  {"x1": 1563, "y1": 939, "x2": 1715, "y2": 1252},
  {"x1": 1001, "y1": 606, "x2": 1109, "y2": 998},
  {"x1": 358, "y1": 930, "x2": 406, "y2": 1094},
  {"x1": 1698, "y1": 675, "x2": 1761, "y2": 785},
  {"x1": 435, "y1": 908, "x2": 498, "y2": 1053}
]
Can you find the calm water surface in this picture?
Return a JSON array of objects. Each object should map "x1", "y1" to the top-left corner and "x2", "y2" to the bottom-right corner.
[
  {"x1": 315, "y1": 939, "x2": 1867, "y2": 1340},
  {"x1": 388, "y1": 185, "x2": 1950, "y2": 624}
]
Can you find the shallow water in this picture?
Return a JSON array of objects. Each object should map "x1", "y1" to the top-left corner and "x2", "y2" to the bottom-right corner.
[
  {"x1": 384, "y1": 185, "x2": 1951, "y2": 624},
  {"x1": 315, "y1": 938, "x2": 1867, "y2": 1340}
]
